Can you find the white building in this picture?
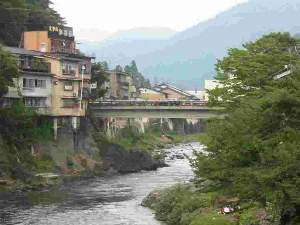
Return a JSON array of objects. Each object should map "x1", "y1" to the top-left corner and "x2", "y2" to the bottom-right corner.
[
  {"x1": 186, "y1": 90, "x2": 206, "y2": 101},
  {"x1": 204, "y1": 80, "x2": 223, "y2": 101},
  {"x1": 205, "y1": 80, "x2": 222, "y2": 90},
  {"x1": 3, "y1": 47, "x2": 53, "y2": 114}
]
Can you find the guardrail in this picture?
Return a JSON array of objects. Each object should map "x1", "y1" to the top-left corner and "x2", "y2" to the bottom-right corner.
[{"x1": 91, "y1": 100, "x2": 208, "y2": 107}]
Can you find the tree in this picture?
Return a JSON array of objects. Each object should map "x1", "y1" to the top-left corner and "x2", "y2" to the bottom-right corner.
[
  {"x1": 115, "y1": 65, "x2": 123, "y2": 72},
  {"x1": 0, "y1": 45, "x2": 51, "y2": 175},
  {"x1": 90, "y1": 62, "x2": 109, "y2": 100},
  {"x1": 0, "y1": 46, "x2": 19, "y2": 98},
  {"x1": 208, "y1": 33, "x2": 298, "y2": 108},
  {"x1": 0, "y1": 0, "x2": 64, "y2": 46},
  {"x1": 124, "y1": 60, "x2": 151, "y2": 89},
  {"x1": 193, "y1": 33, "x2": 300, "y2": 224}
]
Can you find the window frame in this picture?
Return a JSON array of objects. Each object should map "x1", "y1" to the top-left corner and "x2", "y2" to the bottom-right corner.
[{"x1": 64, "y1": 81, "x2": 74, "y2": 91}]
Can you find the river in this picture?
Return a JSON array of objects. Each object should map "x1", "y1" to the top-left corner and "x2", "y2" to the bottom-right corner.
[{"x1": 0, "y1": 142, "x2": 204, "y2": 225}]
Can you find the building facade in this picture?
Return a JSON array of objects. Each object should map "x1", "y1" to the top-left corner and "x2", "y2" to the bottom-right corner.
[
  {"x1": 186, "y1": 90, "x2": 206, "y2": 101},
  {"x1": 3, "y1": 26, "x2": 93, "y2": 138},
  {"x1": 105, "y1": 70, "x2": 136, "y2": 100},
  {"x1": 154, "y1": 83, "x2": 196, "y2": 100},
  {"x1": 3, "y1": 47, "x2": 53, "y2": 115},
  {"x1": 139, "y1": 88, "x2": 166, "y2": 101}
]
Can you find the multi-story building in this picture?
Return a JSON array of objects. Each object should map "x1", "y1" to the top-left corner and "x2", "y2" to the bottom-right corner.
[
  {"x1": 3, "y1": 26, "x2": 93, "y2": 139},
  {"x1": 139, "y1": 88, "x2": 166, "y2": 101},
  {"x1": 3, "y1": 47, "x2": 53, "y2": 115},
  {"x1": 186, "y1": 90, "x2": 206, "y2": 101},
  {"x1": 22, "y1": 26, "x2": 75, "y2": 54},
  {"x1": 105, "y1": 70, "x2": 135, "y2": 100}
]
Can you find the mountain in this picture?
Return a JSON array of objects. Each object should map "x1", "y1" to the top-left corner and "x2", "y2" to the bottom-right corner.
[
  {"x1": 80, "y1": 0, "x2": 300, "y2": 89},
  {"x1": 104, "y1": 27, "x2": 176, "y2": 42},
  {"x1": 79, "y1": 27, "x2": 176, "y2": 64},
  {"x1": 75, "y1": 28, "x2": 112, "y2": 42}
]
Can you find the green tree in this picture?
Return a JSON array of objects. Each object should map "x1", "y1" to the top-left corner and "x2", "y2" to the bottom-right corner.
[
  {"x1": 124, "y1": 60, "x2": 151, "y2": 89},
  {"x1": 208, "y1": 32, "x2": 298, "y2": 109},
  {"x1": 0, "y1": 46, "x2": 53, "y2": 179},
  {"x1": 115, "y1": 65, "x2": 123, "y2": 72},
  {"x1": 0, "y1": 0, "x2": 64, "y2": 46},
  {"x1": 0, "y1": 46, "x2": 19, "y2": 98},
  {"x1": 193, "y1": 33, "x2": 300, "y2": 224}
]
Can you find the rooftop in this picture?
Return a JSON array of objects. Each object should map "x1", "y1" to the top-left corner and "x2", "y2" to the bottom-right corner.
[
  {"x1": 3, "y1": 46, "x2": 43, "y2": 57},
  {"x1": 155, "y1": 83, "x2": 193, "y2": 97}
]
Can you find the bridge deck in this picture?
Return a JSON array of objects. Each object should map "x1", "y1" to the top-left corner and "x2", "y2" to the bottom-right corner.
[{"x1": 89, "y1": 101, "x2": 224, "y2": 119}]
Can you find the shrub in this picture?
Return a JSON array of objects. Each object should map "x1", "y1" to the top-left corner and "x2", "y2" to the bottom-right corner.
[
  {"x1": 149, "y1": 185, "x2": 216, "y2": 225},
  {"x1": 190, "y1": 213, "x2": 235, "y2": 225}
]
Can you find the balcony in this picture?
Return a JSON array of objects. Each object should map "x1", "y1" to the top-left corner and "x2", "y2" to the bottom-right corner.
[
  {"x1": 50, "y1": 38, "x2": 76, "y2": 54},
  {"x1": 77, "y1": 88, "x2": 90, "y2": 100},
  {"x1": 121, "y1": 85, "x2": 129, "y2": 90},
  {"x1": 20, "y1": 58, "x2": 51, "y2": 73},
  {"x1": 62, "y1": 69, "x2": 76, "y2": 76},
  {"x1": 119, "y1": 81, "x2": 129, "y2": 86},
  {"x1": 79, "y1": 66, "x2": 91, "y2": 75}
]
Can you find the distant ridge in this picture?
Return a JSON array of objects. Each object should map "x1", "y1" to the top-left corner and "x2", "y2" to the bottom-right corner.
[{"x1": 80, "y1": 0, "x2": 300, "y2": 89}]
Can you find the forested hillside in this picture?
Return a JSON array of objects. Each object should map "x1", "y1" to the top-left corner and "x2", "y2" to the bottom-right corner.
[{"x1": 0, "y1": 0, "x2": 63, "y2": 46}]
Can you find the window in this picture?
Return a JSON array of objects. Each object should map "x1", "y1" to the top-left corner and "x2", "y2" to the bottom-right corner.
[
  {"x1": 62, "y1": 62, "x2": 77, "y2": 76},
  {"x1": 36, "y1": 80, "x2": 46, "y2": 88},
  {"x1": 23, "y1": 78, "x2": 35, "y2": 88},
  {"x1": 40, "y1": 43, "x2": 47, "y2": 52},
  {"x1": 23, "y1": 78, "x2": 46, "y2": 89},
  {"x1": 24, "y1": 97, "x2": 47, "y2": 107},
  {"x1": 79, "y1": 64, "x2": 91, "y2": 74},
  {"x1": 61, "y1": 99, "x2": 78, "y2": 108},
  {"x1": 64, "y1": 81, "x2": 73, "y2": 91}
]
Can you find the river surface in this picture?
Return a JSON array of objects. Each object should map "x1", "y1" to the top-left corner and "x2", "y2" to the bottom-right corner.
[{"x1": 0, "y1": 142, "x2": 204, "y2": 225}]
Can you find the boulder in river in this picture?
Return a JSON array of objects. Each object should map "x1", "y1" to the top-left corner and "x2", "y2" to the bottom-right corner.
[{"x1": 102, "y1": 144, "x2": 167, "y2": 173}]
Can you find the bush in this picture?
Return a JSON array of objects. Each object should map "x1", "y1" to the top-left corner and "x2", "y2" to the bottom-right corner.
[
  {"x1": 147, "y1": 185, "x2": 216, "y2": 225},
  {"x1": 190, "y1": 213, "x2": 235, "y2": 225},
  {"x1": 239, "y1": 207, "x2": 260, "y2": 225}
]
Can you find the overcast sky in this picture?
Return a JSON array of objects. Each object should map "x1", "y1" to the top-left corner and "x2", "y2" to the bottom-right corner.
[{"x1": 51, "y1": 0, "x2": 247, "y2": 40}]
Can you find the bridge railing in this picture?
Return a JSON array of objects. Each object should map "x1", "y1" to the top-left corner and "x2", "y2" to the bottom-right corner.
[{"x1": 91, "y1": 100, "x2": 208, "y2": 107}]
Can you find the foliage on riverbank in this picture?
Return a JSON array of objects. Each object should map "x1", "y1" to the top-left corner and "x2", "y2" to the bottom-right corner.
[
  {"x1": 192, "y1": 32, "x2": 300, "y2": 224},
  {"x1": 113, "y1": 125, "x2": 206, "y2": 152},
  {"x1": 0, "y1": 101, "x2": 54, "y2": 178},
  {"x1": 143, "y1": 184, "x2": 271, "y2": 225},
  {"x1": 143, "y1": 32, "x2": 300, "y2": 225}
]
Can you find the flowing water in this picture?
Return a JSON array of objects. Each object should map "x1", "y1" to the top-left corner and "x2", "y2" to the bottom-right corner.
[{"x1": 0, "y1": 142, "x2": 204, "y2": 225}]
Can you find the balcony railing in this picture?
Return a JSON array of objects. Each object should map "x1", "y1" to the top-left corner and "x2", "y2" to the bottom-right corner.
[
  {"x1": 62, "y1": 69, "x2": 76, "y2": 76},
  {"x1": 78, "y1": 88, "x2": 90, "y2": 100},
  {"x1": 121, "y1": 85, "x2": 129, "y2": 90},
  {"x1": 20, "y1": 58, "x2": 51, "y2": 73}
]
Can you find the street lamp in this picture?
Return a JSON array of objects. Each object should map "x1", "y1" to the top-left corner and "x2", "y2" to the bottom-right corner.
[{"x1": 79, "y1": 64, "x2": 86, "y2": 114}]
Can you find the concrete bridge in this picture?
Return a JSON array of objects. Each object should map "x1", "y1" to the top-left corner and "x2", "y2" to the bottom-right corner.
[{"x1": 89, "y1": 100, "x2": 224, "y2": 119}]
